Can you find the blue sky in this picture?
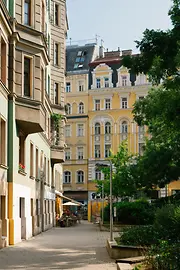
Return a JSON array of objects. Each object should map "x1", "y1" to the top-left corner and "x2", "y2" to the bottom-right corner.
[{"x1": 66, "y1": 0, "x2": 172, "y2": 52}]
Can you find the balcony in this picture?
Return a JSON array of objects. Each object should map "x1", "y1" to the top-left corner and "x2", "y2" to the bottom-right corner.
[
  {"x1": 15, "y1": 96, "x2": 45, "y2": 135},
  {"x1": 50, "y1": 120, "x2": 65, "y2": 165}
]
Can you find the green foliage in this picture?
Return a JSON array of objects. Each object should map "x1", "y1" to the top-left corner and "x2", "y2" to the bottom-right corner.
[
  {"x1": 153, "y1": 192, "x2": 180, "y2": 207},
  {"x1": 104, "y1": 200, "x2": 154, "y2": 225},
  {"x1": 120, "y1": 225, "x2": 157, "y2": 246},
  {"x1": 51, "y1": 113, "x2": 62, "y2": 130}
]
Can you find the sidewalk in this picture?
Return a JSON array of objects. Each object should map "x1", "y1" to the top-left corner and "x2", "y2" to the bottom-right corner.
[{"x1": 0, "y1": 221, "x2": 117, "y2": 270}]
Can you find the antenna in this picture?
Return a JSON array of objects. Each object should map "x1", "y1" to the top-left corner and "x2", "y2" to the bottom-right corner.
[{"x1": 95, "y1": 34, "x2": 100, "y2": 44}]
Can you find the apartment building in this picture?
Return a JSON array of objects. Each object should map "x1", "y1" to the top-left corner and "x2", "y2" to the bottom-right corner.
[
  {"x1": 0, "y1": 0, "x2": 68, "y2": 247},
  {"x1": 64, "y1": 45, "x2": 180, "y2": 213}
]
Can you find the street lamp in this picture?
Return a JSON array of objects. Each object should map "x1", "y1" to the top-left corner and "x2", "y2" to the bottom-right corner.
[{"x1": 96, "y1": 160, "x2": 113, "y2": 241}]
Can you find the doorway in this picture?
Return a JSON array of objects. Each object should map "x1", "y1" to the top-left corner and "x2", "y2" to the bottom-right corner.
[{"x1": 19, "y1": 197, "x2": 26, "y2": 239}]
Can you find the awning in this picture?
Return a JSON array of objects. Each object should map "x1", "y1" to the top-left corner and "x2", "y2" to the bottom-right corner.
[{"x1": 55, "y1": 191, "x2": 81, "y2": 205}]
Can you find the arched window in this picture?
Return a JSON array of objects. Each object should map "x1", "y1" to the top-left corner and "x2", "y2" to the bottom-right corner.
[
  {"x1": 64, "y1": 171, "x2": 71, "y2": 183},
  {"x1": 95, "y1": 123, "x2": 101, "y2": 135},
  {"x1": 66, "y1": 103, "x2": 71, "y2": 115},
  {"x1": 77, "y1": 170, "x2": 84, "y2": 183},
  {"x1": 105, "y1": 122, "x2": 111, "y2": 134},
  {"x1": 95, "y1": 169, "x2": 101, "y2": 180},
  {"x1": 79, "y1": 102, "x2": 84, "y2": 114},
  {"x1": 121, "y1": 121, "x2": 128, "y2": 133}
]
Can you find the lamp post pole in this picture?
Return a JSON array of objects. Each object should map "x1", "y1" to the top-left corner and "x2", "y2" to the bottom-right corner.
[
  {"x1": 102, "y1": 182, "x2": 104, "y2": 224},
  {"x1": 109, "y1": 160, "x2": 113, "y2": 241}
]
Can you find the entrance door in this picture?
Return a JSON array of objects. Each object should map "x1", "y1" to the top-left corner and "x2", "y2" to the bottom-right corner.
[{"x1": 20, "y1": 197, "x2": 26, "y2": 239}]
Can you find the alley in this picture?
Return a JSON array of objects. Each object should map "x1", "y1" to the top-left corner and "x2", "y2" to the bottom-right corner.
[{"x1": 0, "y1": 221, "x2": 116, "y2": 270}]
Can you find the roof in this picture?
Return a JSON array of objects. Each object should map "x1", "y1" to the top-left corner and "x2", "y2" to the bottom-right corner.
[{"x1": 66, "y1": 44, "x2": 97, "y2": 73}]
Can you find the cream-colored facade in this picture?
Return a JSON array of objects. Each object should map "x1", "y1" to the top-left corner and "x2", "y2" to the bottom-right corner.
[
  {"x1": 64, "y1": 47, "x2": 180, "y2": 209},
  {"x1": 0, "y1": 0, "x2": 68, "y2": 247}
]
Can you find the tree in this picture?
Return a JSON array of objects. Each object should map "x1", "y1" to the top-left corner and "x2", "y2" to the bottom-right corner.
[
  {"x1": 121, "y1": 0, "x2": 180, "y2": 190},
  {"x1": 96, "y1": 141, "x2": 138, "y2": 198}
]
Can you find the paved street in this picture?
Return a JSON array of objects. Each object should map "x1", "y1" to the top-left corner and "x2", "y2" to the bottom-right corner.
[{"x1": 0, "y1": 221, "x2": 117, "y2": 270}]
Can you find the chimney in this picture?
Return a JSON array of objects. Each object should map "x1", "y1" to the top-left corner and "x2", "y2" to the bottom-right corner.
[
  {"x1": 99, "y1": 39, "x2": 104, "y2": 58},
  {"x1": 122, "y1": 49, "x2": 132, "y2": 56}
]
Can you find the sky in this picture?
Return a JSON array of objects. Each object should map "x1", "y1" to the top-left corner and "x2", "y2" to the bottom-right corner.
[{"x1": 66, "y1": 0, "x2": 173, "y2": 52}]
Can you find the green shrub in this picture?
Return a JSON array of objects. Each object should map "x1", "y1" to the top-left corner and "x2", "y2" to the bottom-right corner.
[
  {"x1": 103, "y1": 199, "x2": 155, "y2": 225},
  {"x1": 120, "y1": 225, "x2": 159, "y2": 246}
]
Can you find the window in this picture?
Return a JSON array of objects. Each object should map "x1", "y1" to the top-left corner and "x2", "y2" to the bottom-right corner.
[
  {"x1": 77, "y1": 171, "x2": 84, "y2": 183},
  {"x1": 19, "y1": 134, "x2": 25, "y2": 170},
  {"x1": 95, "y1": 169, "x2": 101, "y2": 180},
  {"x1": 95, "y1": 99, "x2": 100, "y2": 111},
  {"x1": 75, "y1": 51, "x2": 86, "y2": 63},
  {"x1": 44, "y1": 156, "x2": 47, "y2": 181},
  {"x1": 139, "y1": 143, "x2": 145, "y2": 156},
  {"x1": 24, "y1": 0, "x2": 31, "y2": 26},
  {"x1": 24, "y1": 57, "x2": 31, "y2": 97},
  {"x1": 64, "y1": 171, "x2": 71, "y2": 183},
  {"x1": 105, "y1": 98, "x2": 111, "y2": 110},
  {"x1": 105, "y1": 145, "x2": 111, "y2": 158},
  {"x1": 95, "y1": 123, "x2": 101, "y2": 135},
  {"x1": 95, "y1": 145, "x2": 101, "y2": 158},
  {"x1": 47, "y1": 160, "x2": 50, "y2": 185},
  {"x1": 54, "y1": 43, "x2": 59, "y2": 65},
  {"x1": 66, "y1": 103, "x2": 71, "y2": 115},
  {"x1": 77, "y1": 147, "x2": 84, "y2": 160},
  {"x1": 96, "y1": 78, "x2": 101, "y2": 88},
  {"x1": 35, "y1": 148, "x2": 39, "y2": 179},
  {"x1": 41, "y1": 68, "x2": 44, "y2": 102},
  {"x1": 121, "y1": 97, "x2": 128, "y2": 109},
  {"x1": 139, "y1": 125, "x2": 145, "y2": 133},
  {"x1": 54, "y1": 83, "x2": 59, "y2": 104},
  {"x1": 105, "y1": 122, "x2": 111, "y2": 134},
  {"x1": 122, "y1": 76, "x2": 127, "y2": 86},
  {"x1": 77, "y1": 124, "x2": 84, "y2": 137},
  {"x1": 42, "y1": 1, "x2": 45, "y2": 32},
  {"x1": 78, "y1": 81, "x2": 84, "y2": 92},
  {"x1": 65, "y1": 149, "x2": 71, "y2": 160},
  {"x1": 66, "y1": 82, "x2": 71, "y2": 93},
  {"x1": 121, "y1": 121, "x2": 128, "y2": 133},
  {"x1": 65, "y1": 125, "x2": 71, "y2": 137},
  {"x1": 0, "y1": 118, "x2": 6, "y2": 165},
  {"x1": 79, "y1": 102, "x2": 84, "y2": 114},
  {"x1": 104, "y1": 78, "x2": 109, "y2": 88},
  {"x1": 54, "y1": 4, "x2": 59, "y2": 26},
  {"x1": 30, "y1": 143, "x2": 34, "y2": 177},
  {"x1": 1, "y1": 38, "x2": 7, "y2": 85}
]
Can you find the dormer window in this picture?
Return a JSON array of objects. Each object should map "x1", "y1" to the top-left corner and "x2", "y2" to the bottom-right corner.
[
  {"x1": 104, "y1": 78, "x2": 109, "y2": 88},
  {"x1": 96, "y1": 78, "x2": 101, "y2": 88},
  {"x1": 122, "y1": 76, "x2": 127, "y2": 86}
]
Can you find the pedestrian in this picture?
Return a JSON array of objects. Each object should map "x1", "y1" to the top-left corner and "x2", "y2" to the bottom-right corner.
[{"x1": 77, "y1": 209, "x2": 82, "y2": 224}]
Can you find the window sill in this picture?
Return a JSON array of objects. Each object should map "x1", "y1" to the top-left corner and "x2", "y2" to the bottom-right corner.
[
  {"x1": 30, "y1": 176, "x2": 35, "y2": 180},
  {"x1": 0, "y1": 164, "x2": 8, "y2": 170},
  {"x1": 18, "y1": 170, "x2": 27, "y2": 176},
  {"x1": 63, "y1": 183, "x2": 71, "y2": 185},
  {"x1": 76, "y1": 182, "x2": 84, "y2": 184}
]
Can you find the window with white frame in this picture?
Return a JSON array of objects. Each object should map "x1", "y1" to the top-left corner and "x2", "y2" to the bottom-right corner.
[
  {"x1": 78, "y1": 81, "x2": 84, "y2": 92},
  {"x1": 95, "y1": 145, "x2": 100, "y2": 158},
  {"x1": 77, "y1": 147, "x2": 84, "y2": 160},
  {"x1": 105, "y1": 144, "x2": 111, "y2": 158},
  {"x1": 66, "y1": 82, "x2": 71, "y2": 93},
  {"x1": 65, "y1": 125, "x2": 71, "y2": 137},
  {"x1": 139, "y1": 143, "x2": 145, "y2": 156},
  {"x1": 95, "y1": 99, "x2": 100, "y2": 111},
  {"x1": 77, "y1": 124, "x2": 84, "y2": 137},
  {"x1": 121, "y1": 121, "x2": 128, "y2": 133},
  {"x1": 64, "y1": 171, "x2": 71, "y2": 183},
  {"x1": 65, "y1": 149, "x2": 71, "y2": 160},
  {"x1": 77, "y1": 170, "x2": 84, "y2": 183},
  {"x1": 95, "y1": 123, "x2": 101, "y2": 135},
  {"x1": 121, "y1": 97, "x2": 128, "y2": 109},
  {"x1": 122, "y1": 75, "x2": 127, "y2": 86},
  {"x1": 96, "y1": 78, "x2": 101, "y2": 88},
  {"x1": 105, "y1": 98, "x2": 111, "y2": 110},
  {"x1": 104, "y1": 78, "x2": 109, "y2": 88},
  {"x1": 79, "y1": 102, "x2": 84, "y2": 114},
  {"x1": 66, "y1": 103, "x2": 71, "y2": 114},
  {"x1": 105, "y1": 122, "x2": 111, "y2": 134},
  {"x1": 95, "y1": 169, "x2": 101, "y2": 180}
]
